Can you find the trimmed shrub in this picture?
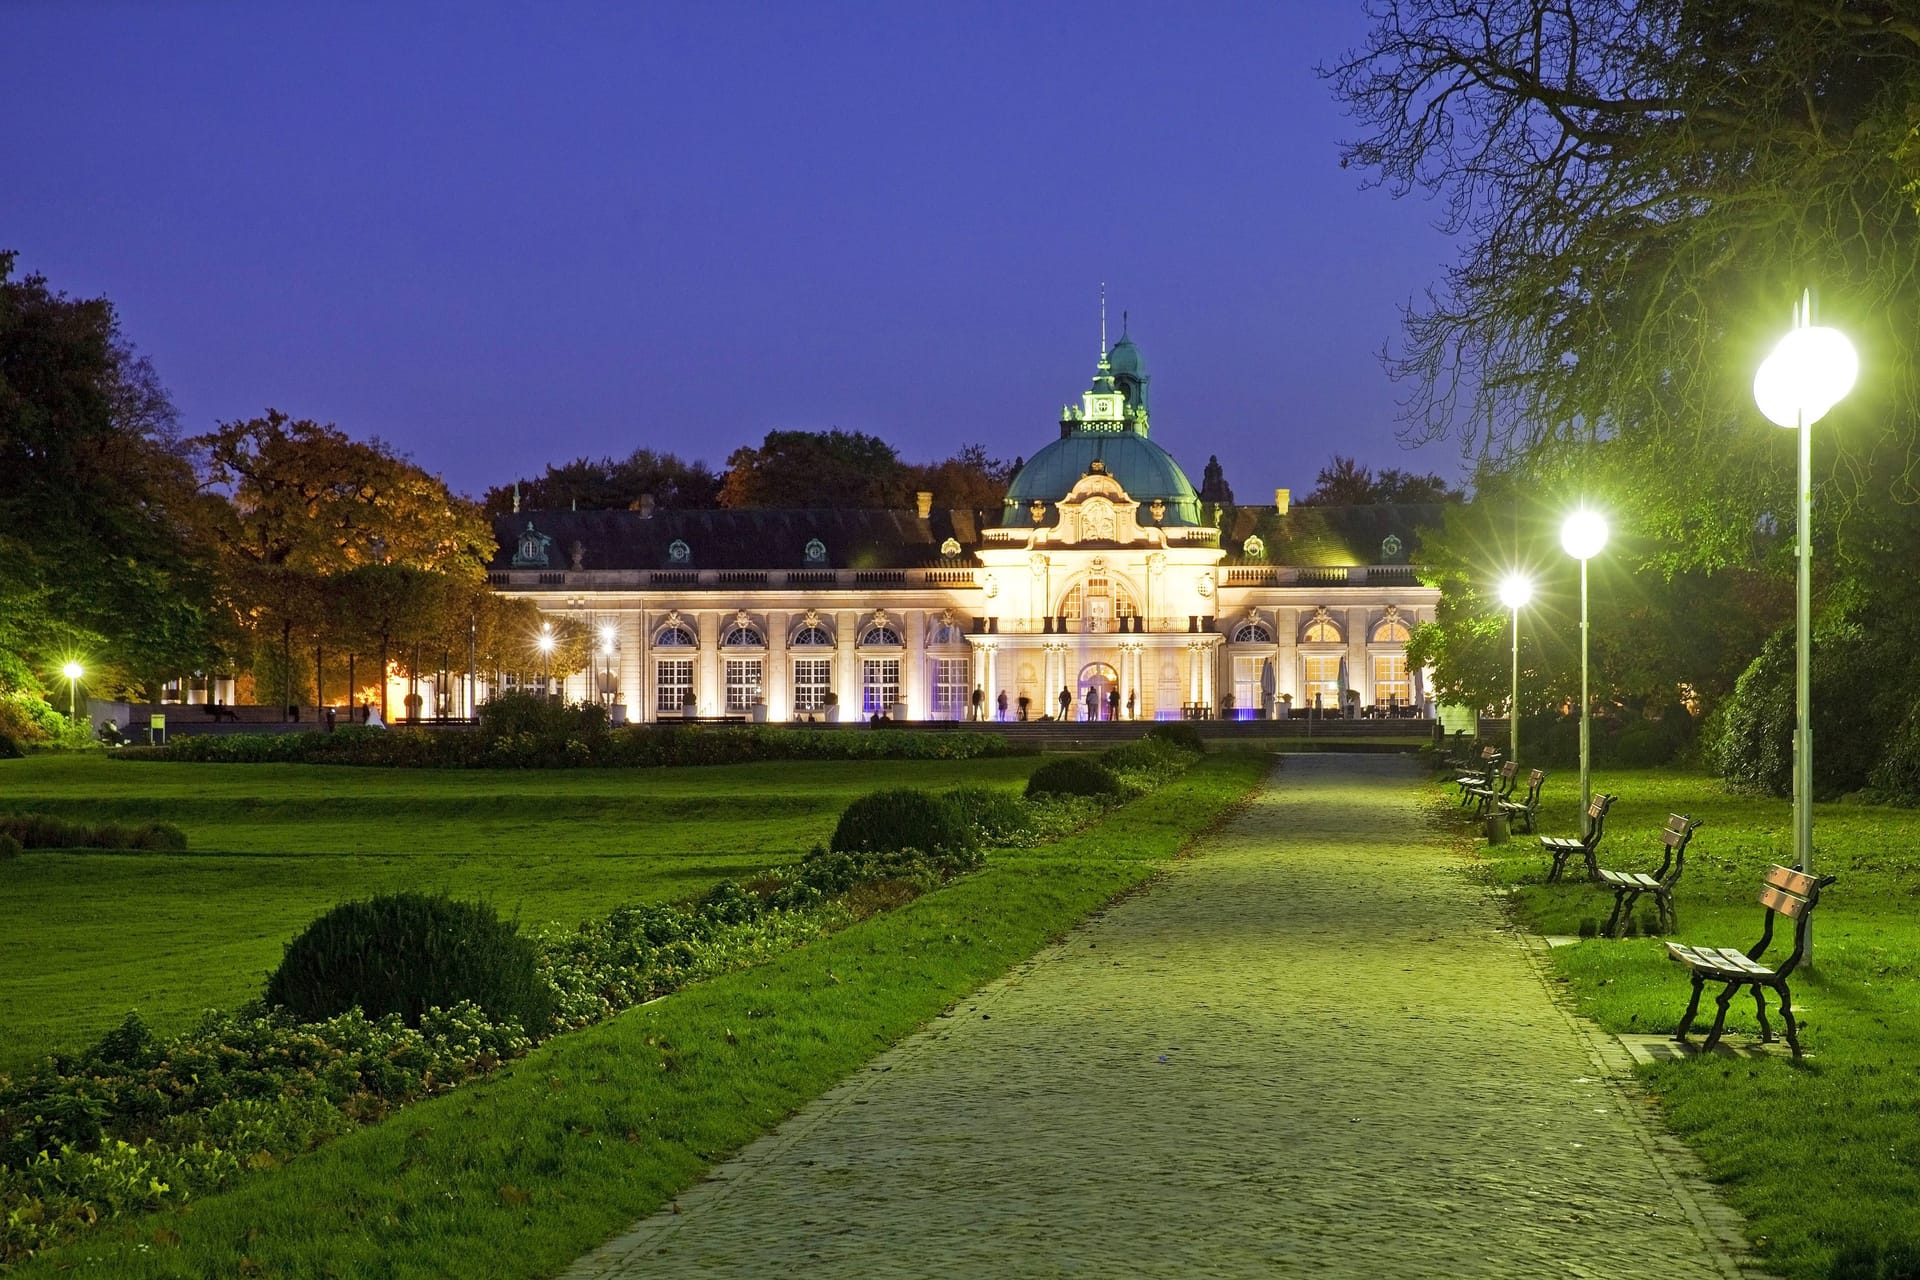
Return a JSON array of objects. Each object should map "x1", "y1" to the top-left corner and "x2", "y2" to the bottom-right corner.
[
  {"x1": 0, "y1": 833, "x2": 20, "y2": 861},
  {"x1": 0, "y1": 814, "x2": 189, "y2": 852},
  {"x1": 0, "y1": 692, "x2": 61, "y2": 748},
  {"x1": 830, "y1": 788, "x2": 975, "y2": 855},
  {"x1": 0, "y1": 732, "x2": 21, "y2": 760},
  {"x1": 1025, "y1": 756, "x2": 1122, "y2": 799},
  {"x1": 1143, "y1": 722, "x2": 1207, "y2": 754},
  {"x1": 266, "y1": 893, "x2": 554, "y2": 1034},
  {"x1": 943, "y1": 785, "x2": 1030, "y2": 843}
]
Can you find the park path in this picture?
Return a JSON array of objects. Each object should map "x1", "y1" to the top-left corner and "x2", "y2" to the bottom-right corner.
[{"x1": 563, "y1": 755, "x2": 1755, "y2": 1279}]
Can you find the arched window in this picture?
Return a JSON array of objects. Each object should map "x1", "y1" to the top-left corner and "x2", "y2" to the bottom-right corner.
[
  {"x1": 791, "y1": 624, "x2": 833, "y2": 647},
  {"x1": 861, "y1": 624, "x2": 903, "y2": 647},
  {"x1": 1372, "y1": 615, "x2": 1411, "y2": 644},
  {"x1": 722, "y1": 623, "x2": 765, "y2": 647},
  {"x1": 1058, "y1": 573, "x2": 1139, "y2": 620},
  {"x1": 928, "y1": 620, "x2": 964, "y2": 646},
  {"x1": 1233, "y1": 621, "x2": 1274, "y2": 644},
  {"x1": 1301, "y1": 612, "x2": 1342, "y2": 644},
  {"x1": 655, "y1": 624, "x2": 697, "y2": 647}
]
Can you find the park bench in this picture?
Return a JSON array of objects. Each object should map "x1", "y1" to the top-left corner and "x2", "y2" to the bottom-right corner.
[
  {"x1": 1434, "y1": 731, "x2": 1474, "y2": 774},
  {"x1": 202, "y1": 702, "x2": 240, "y2": 722},
  {"x1": 1463, "y1": 758, "x2": 1519, "y2": 817},
  {"x1": 1498, "y1": 768, "x2": 1548, "y2": 834},
  {"x1": 1597, "y1": 813, "x2": 1701, "y2": 936},
  {"x1": 1667, "y1": 864, "x2": 1836, "y2": 1058},
  {"x1": 1454, "y1": 746, "x2": 1502, "y2": 805},
  {"x1": 1540, "y1": 792, "x2": 1615, "y2": 882}
]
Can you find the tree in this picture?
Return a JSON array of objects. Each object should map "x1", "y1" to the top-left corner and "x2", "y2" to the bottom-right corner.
[
  {"x1": 1298, "y1": 455, "x2": 1378, "y2": 506},
  {"x1": 197, "y1": 411, "x2": 494, "y2": 715},
  {"x1": 1324, "y1": 0, "x2": 1920, "y2": 573},
  {"x1": 480, "y1": 448, "x2": 721, "y2": 518},
  {"x1": 0, "y1": 252, "x2": 217, "y2": 697},
  {"x1": 719, "y1": 429, "x2": 909, "y2": 509},
  {"x1": 900, "y1": 444, "x2": 1015, "y2": 510}
]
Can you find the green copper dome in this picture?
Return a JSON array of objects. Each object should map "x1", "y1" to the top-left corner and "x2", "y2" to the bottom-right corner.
[
  {"x1": 1001, "y1": 433, "x2": 1203, "y2": 527},
  {"x1": 1108, "y1": 335, "x2": 1143, "y2": 376}
]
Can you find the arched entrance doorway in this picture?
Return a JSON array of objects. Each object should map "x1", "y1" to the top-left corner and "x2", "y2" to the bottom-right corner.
[{"x1": 1077, "y1": 661, "x2": 1117, "y2": 722}]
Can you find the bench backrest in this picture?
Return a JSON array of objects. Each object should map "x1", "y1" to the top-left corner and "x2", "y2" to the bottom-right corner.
[
  {"x1": 1652, "y1": 812, "x2": 1701, "y2": 881},
  {"x1": 1479, "y1": 745, "x2": 1500, "y2": 762},
  {"x1": 1582, "y1": 793, "x2": 1616, "y2": 847},
  {"x1": 1520, "y1": 769, "x2": 1547, "y2": 805},
  {"x1": 1754, "y1": 864, "x2": 1837, "y2": 979}
]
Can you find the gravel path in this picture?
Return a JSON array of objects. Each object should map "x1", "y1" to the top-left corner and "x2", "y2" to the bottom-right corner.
[{"x1": 564, "y1": 754, "x2": 1756, "y2": 1279}]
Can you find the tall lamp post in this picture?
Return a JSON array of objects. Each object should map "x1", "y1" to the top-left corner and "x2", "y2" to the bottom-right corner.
[
  {"x1": 1560, "y1": 510, "x2": 1609, "y2": 833},
  {"x1": 537, "y1": 627, "x2": 555, "y2": 701},
  {"x1": 599, "y1": 624, "x2": 616, "y2": 707},
  {"x1": 1753, "y1": 292, "x2": 1857, "y2": 958},
  {"x1": 1498, "y1": 575, "x2": 1533, "y2": 764},
  {"x1": 61, "y1": 661, "x2": 83, "y2": 726}
]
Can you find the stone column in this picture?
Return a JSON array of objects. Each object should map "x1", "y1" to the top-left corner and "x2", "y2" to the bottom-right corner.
[
  {"x1": 837, "y1": 611, "x2": 858, "y2": 716},
  {"x1": 619, "y1": 609, "x2": 643, "y2": 725},
  {"x1": 633, "y1": 609, "x2": 652, "y2": 723},
  {"x1": 904, "y1": 609, "x2": 925, "y2": 720},
  {"x1": 768, "y1": 612, "x2": 788, "y2": 720},
  {"x1": 1348, "y1": 606, "x2": 1370, "y2": 710},
  {"x1": 698, "y1": 611, "x2": 720, "y2": 717}
]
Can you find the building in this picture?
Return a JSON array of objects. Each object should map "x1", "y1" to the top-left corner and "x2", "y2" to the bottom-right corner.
[{"x1": 486, "y1": 332, "x2": 1441, "y2": 722}]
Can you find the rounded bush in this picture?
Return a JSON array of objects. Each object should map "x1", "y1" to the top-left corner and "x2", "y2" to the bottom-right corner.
[
  {"x1": 265, "y1": 893, "x2": 554, "y2": 1034},
  {"x1": 1143, "y1": 723, "x2": 1207, "y2": 754},
  {"x1": 0, "y1": 732, "x2": 22, "y2": 759},
  {"x1": 1611, "y1": 723, "x2": 1678, "y2": 768},
  {"x1": 0, "y1": 832, "x2": 21, "y2": 860},
  {"x1": 1025, "y1": 756, "x2": 1122, "y2": 799},
  {"x1": 830, "y1": 788, "x2": 974, "y2": 855},
  {"x1": 943, "y1": 785, "x2": 1030, "y2": 842}
]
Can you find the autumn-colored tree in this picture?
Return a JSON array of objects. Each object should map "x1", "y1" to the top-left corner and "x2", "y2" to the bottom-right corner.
[
  {"x1": 900, "y1": 444, "x2": 1015, "y2": 510},
  {"x1": 196, "y1": 411, "x2": 494, "y2": 715}
]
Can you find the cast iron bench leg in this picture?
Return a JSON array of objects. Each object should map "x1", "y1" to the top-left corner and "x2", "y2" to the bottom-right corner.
[
  {"x1": 1674, "y1": 972, "x2": 1708, "y2": 1044},
  {"x1": 1701, "y1": 980, "x2": 1740, "y2": 1052},
  {"x1": 1604, "y1": 888, "x2": 1632, "y2": 938},
  {"x1": 1777, "y1": 982, "x2": 1803, "y2": 1057},
  {"x1": 1751, "y1": 987, "x2": 1773, "y2": 1044}
]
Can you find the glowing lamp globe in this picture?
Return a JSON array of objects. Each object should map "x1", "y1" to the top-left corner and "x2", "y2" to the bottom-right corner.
[
  {"x1": 1561, "y1": 509, "x2": 1609, "y2": 561},
  {"x1": 536, "y1": 635, "x2": 555, "y2": 654},
  {"x1": 599, "y1": 624, "x2": 615, "y2": 644},
  {"x1": 1498, "y1": 575, "x2": 1533, "y2": 610},
  {"x1": 61, "y1": 661, "x2": 83, "y2": 681},
  {"x1": 1754, "y1": 326, "x2": 1857, "y2": 428}
]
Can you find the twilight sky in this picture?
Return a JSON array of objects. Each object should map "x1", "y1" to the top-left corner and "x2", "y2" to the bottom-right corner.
[{"x1": 3, "y1": 2, "x2": 1466, "y2": 502}]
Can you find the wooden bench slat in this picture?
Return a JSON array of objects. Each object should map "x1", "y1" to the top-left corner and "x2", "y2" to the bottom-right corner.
[
  {"x1": 1765, "y1": 864, "x2": 1818, "y2": 897},
  {"x1": 1757, "y1": 883, "x2": 1810, "y2": 918}
]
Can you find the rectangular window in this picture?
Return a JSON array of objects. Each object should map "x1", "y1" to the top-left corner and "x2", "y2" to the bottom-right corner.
[
  {"x1": 862, "y1": 659, "x2": 900, "y2": 714},
  {"x1": 725, "y1": 659, "x2": 763, "y2": 712},
  {"x1": 655, "y1": 659, "x2": 693, "y2": 712},
  {"x1": 932, "y1": 658, "x2": 968, "y2": 718},
  {"x1": 792, "y1": 658, "x2": 831, "y2": 711},
  {"x1": 1374, "y1": 654, "x2": 1410, "y2": 707},
  {"x1": 1232, "y1": 656, "x2": 1266, "y2": 720},
  {"x1": 1302, "y1": 655, "x2": 1342, "y2": 711}
]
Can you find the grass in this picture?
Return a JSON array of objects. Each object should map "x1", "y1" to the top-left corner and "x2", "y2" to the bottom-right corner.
[
  {"x1": 1460, "y1": 764, "x2": 1920, "y2": 1279},
  {"x1": 11, "y1": 750, "x2": 1271, "y2": 1279},
  {"x1": 0, "y1": 753, "x2": 1039, "y2": 1073}
]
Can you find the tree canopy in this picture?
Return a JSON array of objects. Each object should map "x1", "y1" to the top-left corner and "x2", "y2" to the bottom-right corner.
[
  {"x1": 1326, "y1": 0, "x2": 1920, "y2": 573},
  {"x1": 1298, "y1": 455, "x2": 1460, "y2": 506},
  {"x1": 480, "y1": 448, "x2": 721, "y2": 518},
  {"x1": 0, "y1": 252, "x2": 215, "y2": 697}
]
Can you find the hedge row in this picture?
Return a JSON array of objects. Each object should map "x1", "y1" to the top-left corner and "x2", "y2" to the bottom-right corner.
[
  {"x1": 121, "y1": 723, "x2": 1025, "y2": 769},
  {"x1": 0, "y1": 813, "x2": 188, "y2": 852}
]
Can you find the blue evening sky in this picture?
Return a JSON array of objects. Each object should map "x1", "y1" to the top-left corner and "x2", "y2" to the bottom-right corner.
[{"x1": 3, "y1": 2, "x2": 1464, "y2": 501}]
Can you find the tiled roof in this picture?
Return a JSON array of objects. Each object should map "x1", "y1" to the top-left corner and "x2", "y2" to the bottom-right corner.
[{"x1": 491, "y1": 508, "x2": 991, "y2": 572}]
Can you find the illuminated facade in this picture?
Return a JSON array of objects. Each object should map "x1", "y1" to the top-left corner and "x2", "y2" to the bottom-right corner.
[{"x1": 486, "y1": 332, "x2": 1441, "y2": 721}]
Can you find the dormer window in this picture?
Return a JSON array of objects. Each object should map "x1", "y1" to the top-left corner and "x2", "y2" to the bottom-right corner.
[
  {"x1": 667, "y1": 539, "x2": 691, "y2": 563},
  {"x1": 803, "y1": 538, "x2": 828, "y2": 565}
]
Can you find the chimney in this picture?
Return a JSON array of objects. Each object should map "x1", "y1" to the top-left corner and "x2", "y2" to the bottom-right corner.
[
  {"x1": 1274, "y1": 487, "x2": 1290, "y2": 516},
  {"x1": 915, "y1": 490, "x2": 933, "y2": 519},
  {"x1": 638, "y1": 494, "x2": 656, "y2": 519}
]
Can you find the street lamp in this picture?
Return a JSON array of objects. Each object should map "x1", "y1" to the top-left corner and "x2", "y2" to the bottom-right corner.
[
  {"x1": 537, "y1": 627, "x2": 555, "y2": 700},
  {"x1": 1561, "y1": 509, "x2": 1609, "y2": 834},
  {"x1": 61, "y1": 661, "x2": 83, "y2": 725},
  {"x1": 598, "y1": 624, "x2": 616, "y2": 706},
  {"x1": 1497, "y1": 574, "x2": 1533, "y2": 764},
  {"x1": 1754, "y1": 291, "x2": 1857, "y2": 947}
]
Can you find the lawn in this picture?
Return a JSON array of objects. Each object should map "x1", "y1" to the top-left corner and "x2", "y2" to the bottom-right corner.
[
  {"x1": 0, "y1": 753, "x2": 1040, "y2": 1073},
  {"x1": 1462, "y1": 764, "x2": 1920, "y2": 1279},
  {"x1": 11, "y1": 751, "x2": 1271, "y2": 1279}
]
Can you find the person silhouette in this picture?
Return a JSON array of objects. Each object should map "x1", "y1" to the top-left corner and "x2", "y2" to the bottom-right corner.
[
  {"x1": 996, "y1": 690, "x2": 1008, "y2": 721},
  {"x1": 1057, "y1": 687, "x2": 1071, "y2": 720}
]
